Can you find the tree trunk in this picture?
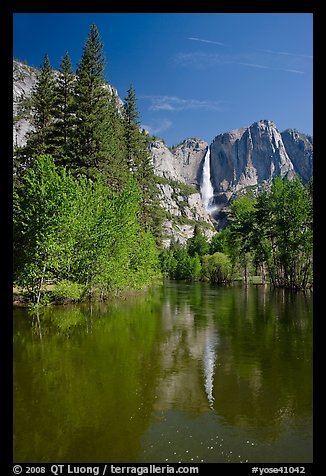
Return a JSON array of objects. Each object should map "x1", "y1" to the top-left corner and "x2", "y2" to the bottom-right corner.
[
  {"x1": 36, "y1": 254, "x2": 47, "y2": 305},
  {"x1": 243, "y1": 255, "x2": 249, "y2": 286},
  {"x1": 261, "y1": 262, "x2": 266, "y2": 285}
]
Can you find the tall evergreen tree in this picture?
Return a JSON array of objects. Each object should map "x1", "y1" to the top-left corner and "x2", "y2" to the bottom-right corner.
[
  {"x1": 15, "y1": 54, "x2": 57, "y2": 166},
  {"x1": 123, "y1": 83, "x2": 162, "y2": 241},
  {"x1": 71, "y1": 24, "x2": 113, "y2": 176},
  {"x1": 124, "y1": 82, "x2": 140, "y2": 172},
  {"x1": 52, "y1": 51, "x2": 76, "y2": 164},
  {"x1": 187, "y1": 224, "x2": 210, "y2": 257}
]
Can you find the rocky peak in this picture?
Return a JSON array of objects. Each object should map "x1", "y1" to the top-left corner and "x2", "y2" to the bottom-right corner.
[
  {"x1": 210, "y1": 119, "x2": 295, "y2": 195},
  {"x1": 252, "y1": 119, "x2": 277, "y2": 129}
]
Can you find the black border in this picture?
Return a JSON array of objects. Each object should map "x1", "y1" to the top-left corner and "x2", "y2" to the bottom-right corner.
[{"x1": 2, "y1": 2, "x2": 319, "y2": 473}]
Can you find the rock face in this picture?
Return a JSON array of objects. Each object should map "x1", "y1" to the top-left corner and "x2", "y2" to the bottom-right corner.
[
  {"x1": 157, "y1": 182, "x2": 215, "y2": 247},
  {"x1": 172, "y1": 138, "x2": 208, "y2": 187},
  {"x1": 205, "y1": 120, "x2": 313, "y2": 228},
  {"x1": 209, "y1": 120, "x2": 296, "y2": 195},
  {"x1": 149, "y1": 138, "x2": 216, "y2": 245},
  {"x1": 149, "y1": 137, "x2": 208, "y2": 186},
  {"x1": 281, "y1": 129, "x2": 313, "y2": 184},
  {"x1": 150, "y1": 140, "x2": 184, "y2": 183},
  {"x1": 13, "y1": 60, "x2": 37, "y2": 147}
]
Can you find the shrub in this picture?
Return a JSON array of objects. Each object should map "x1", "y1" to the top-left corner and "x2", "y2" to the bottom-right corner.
[
  {"x1": 52, "y1": 280, "x2": 85, "y2": 302},
  {"x1": 201, "y1": 252, "x2": 232, "y2": 284}
]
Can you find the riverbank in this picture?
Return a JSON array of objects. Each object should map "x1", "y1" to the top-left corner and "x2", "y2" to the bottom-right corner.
[{"x1": 13, "y1": 281, "x2": 161, "y2": 308}]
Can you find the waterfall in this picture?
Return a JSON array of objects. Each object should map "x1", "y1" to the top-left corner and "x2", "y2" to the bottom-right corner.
[{"x1": 200, "y1": 147, "x2": 214, "y2": 210}]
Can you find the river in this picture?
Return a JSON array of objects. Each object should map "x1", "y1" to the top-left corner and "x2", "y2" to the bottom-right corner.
[{"x1": 13, "y1": 281, "x2": 313, "y2": 463}]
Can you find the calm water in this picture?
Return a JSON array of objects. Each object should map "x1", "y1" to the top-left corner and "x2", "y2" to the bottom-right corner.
[{"x1": 13, "y1": 282, "x2": 313, "y2": 463}]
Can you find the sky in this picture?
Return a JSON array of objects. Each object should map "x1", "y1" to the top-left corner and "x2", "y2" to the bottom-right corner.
[{"x1": 13, "y1": 13, "x2": 313, "y2": 147}]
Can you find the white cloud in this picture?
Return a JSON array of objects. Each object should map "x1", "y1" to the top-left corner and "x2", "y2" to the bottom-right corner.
[
  {"x1": 258, "y1": 48, "x2": 312, "y2": 60},
  {"x1": 141, "y1": 95, "x2": 223, "y2": 112},
  {"x1": 141, "y1": 119, "x2": 173, "y2": 135},
  {"x1": 175, "y1": 51, "x2": 221, "y2": 68},
  {"x1": 235, "y1": 61, "x2": 305, "y2": 74},
  {"x1": 188, "y1": 37, "x2": 227, "y2": 47},
  {"x1": 175, "y1": 51, "x2": 305, "y2": 74}
]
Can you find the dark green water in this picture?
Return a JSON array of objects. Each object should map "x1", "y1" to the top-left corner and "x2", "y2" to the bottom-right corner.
[{"x1": 13, "y1": 281, "x2": 313, "y2": 463}]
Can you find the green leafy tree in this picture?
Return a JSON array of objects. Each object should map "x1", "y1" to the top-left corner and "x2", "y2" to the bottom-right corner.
[
  {"x1": 264, "y1": 177, "x2": 312, "y2": 288},
  {"x1": 229, "y1": 177, "x2": 313, "y2": 289},
  {"x1": 191, "y1": 253, "x2": 202, "y2": 280},
  {"x1": 210, "y1": 228, "x2": 231, "y2": 255},
  {"x1": 201, "y1": 252, "x2": 232, "y2": 284},
  {"x1": 13, "y1": 155, "x2": 79, "y2": 303},
  {"x1": 14, "y1": 155, "x2": 161, "y2": 303},
  {"x1": 229, "y1": 193, "x2": 257, "y2": 284},
  {"x1": 159, "y1": 248, "x2": 178, "y2": 277}
]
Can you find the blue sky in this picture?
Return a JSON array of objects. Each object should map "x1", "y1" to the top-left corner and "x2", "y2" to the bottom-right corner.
[{"x1": 13, "y1": 13, "x2": 313, "y2": 146}]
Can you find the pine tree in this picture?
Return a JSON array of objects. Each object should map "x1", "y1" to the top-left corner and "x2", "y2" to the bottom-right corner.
[
  {"x1": 16, "y1": 54, "x2": 57, "y2": 165},
  {"x1": 123, "y1": 83, "x2": 162, "y2": 242},
  {"x1": 72, "y1": 24, "x2": 113, "y2": 175},
  {"x1": 187, "y1": 225, "x2": 210, "y2": 257},
  {"x1": 52, "y1": 51, "x2": 76, "y2": 164},
  {"x1": 124, "y1": 83, "x2": 140, "y2": 172}
]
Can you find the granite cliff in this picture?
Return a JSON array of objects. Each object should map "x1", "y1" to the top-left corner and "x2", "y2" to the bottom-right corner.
[
  {"x1": 150, "y1": 120, "x2": 313, "y2": 229},
  {"x1": 207, "y1": 120, "x2": 313, "y2": 227},
  {"x1": 13, "y1": 60, "x2": 37, "y2": 147}
]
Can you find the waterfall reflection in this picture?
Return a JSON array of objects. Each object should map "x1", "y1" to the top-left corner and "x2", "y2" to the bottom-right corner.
[
  {"x1": 203, "y1": 331, "x2": 218, "y2": 409},
  {"x1": 155, "y1": 300, "x2": 218, "y2": 413}
]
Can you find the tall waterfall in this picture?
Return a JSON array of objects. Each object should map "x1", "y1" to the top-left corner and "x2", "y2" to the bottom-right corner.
[{"x1": 200, "y1": 147, "x2": 214, "y2": 210}]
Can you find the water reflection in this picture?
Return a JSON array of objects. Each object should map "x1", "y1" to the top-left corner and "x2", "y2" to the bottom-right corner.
[
  {"x1": 13, "y1": 282, "x2": 312, "y2": 463},
  {"x1": 203, "y1": 331, "x2": 218, "y2": 409}
]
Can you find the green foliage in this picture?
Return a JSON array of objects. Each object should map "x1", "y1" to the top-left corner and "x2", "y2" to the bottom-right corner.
[
  {"x1": 13, "y1": 154, "x2": 78, "y2": 302},
  {"x1": 159, "y1": 243, "x2": 202, "y2": 281},
  {"x1": 229, "y1": 176, "x2": 313, "y2": 289},
  {"x1": 173, "y1": 246, "x2": 201, "y2": 280},
  {"x1": 187, "y1": 225, "x2": 210, "y2": 256},
  {"x1": 52, "y1": 280, "x2": 86, "y2": 303},
  {"x1": 159, "y1": 248, "x2": 178, "y2": 276},
  {"x1": 210, "y1": 228, "x2": 231, "y2": 254},
  {"x1": 72, "y1": 24, "x2": 119, "y2": 174},
  {"x1": 201, "y1": 252, "x2": 233, "y2": 284},
  {"x1": 13, "y1": 155, "x2": 161, "y2": 303}
]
